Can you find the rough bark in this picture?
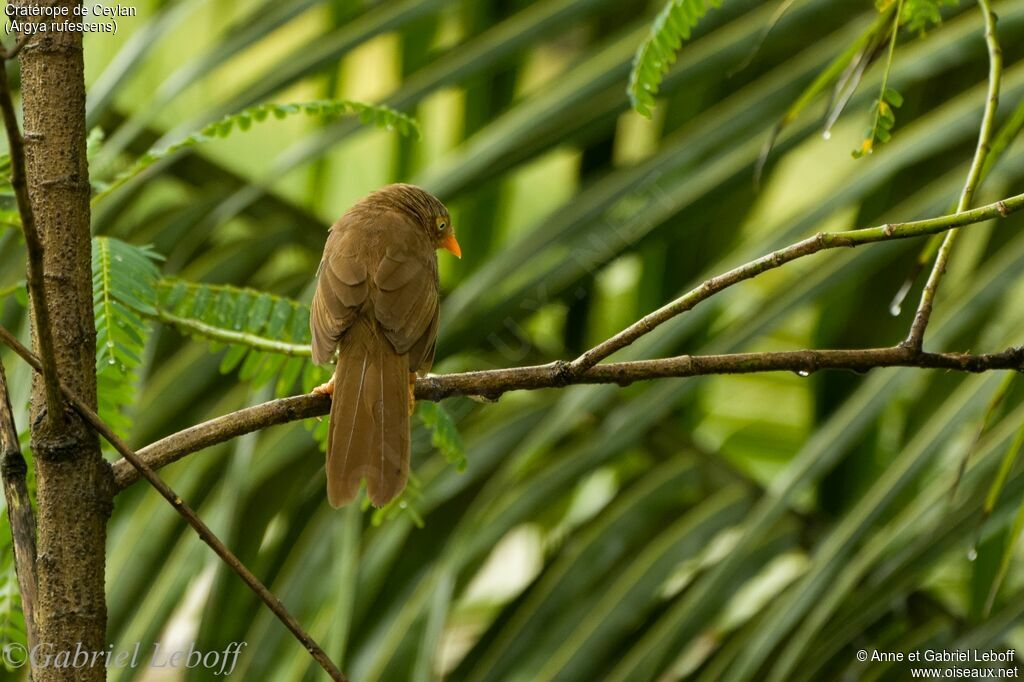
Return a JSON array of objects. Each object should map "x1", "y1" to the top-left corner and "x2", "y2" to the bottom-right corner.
[{"x1": 20, "y1": 2, "x2": 114, "y2": 679}]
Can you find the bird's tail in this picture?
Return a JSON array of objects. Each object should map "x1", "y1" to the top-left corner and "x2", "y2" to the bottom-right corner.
[{"x1": 326, "y1": 319, "x2": 410, "y2": 508}]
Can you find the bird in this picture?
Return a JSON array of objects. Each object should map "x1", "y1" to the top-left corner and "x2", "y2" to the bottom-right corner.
[{"x1": 309, "y1": 184, "x2": 460, "y2": 508}]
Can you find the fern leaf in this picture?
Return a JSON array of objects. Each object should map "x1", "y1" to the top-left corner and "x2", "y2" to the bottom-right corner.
[
  {"x1": 628, "y1": 0, "x2": 723, "y2": 118},
  {"x1": 155, "y1": 280, "x2": 329, "y2": 397},
  {"x1": 92, "y1": 237, "x2": 162, "y2": 436},
  {"x1": 94, "y1": 100, "x2": 421, "y2": 204}
]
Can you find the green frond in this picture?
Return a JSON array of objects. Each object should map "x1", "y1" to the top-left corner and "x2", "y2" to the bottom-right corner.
[
  {"x1": 156, "y1": 279, "x2": 325, "y2": 396},
  {"x1": 92, "y1": 237, "x2": 162, "y2": 436},
  {"x1": 93, "y1": 99, "x2": 421, "y2": 204},
  {"x1": 628, "y1": 0, "x2": 723, "y2": 118}
]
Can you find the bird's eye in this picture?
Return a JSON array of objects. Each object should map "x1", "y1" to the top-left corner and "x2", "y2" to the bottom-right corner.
[{"x1": 437, "y1": 220, "x2": 447, "y2": 231}]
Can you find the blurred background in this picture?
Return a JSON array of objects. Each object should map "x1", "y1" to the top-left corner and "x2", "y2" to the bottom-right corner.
[{"x1": 2, "y1": 0, "x2": 1024, "y2": 679}]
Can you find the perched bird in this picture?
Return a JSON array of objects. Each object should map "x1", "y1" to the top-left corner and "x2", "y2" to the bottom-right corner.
[{"x1": 310, "y1": 184, "x2": 460, "y2": 508}]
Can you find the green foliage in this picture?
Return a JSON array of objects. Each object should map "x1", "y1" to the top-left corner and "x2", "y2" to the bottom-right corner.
[
  {"x1": 854, "y1": 87, "x2": 904, "y2": 157},
  {"x1": 986, "y1": 431, "x2": 1024, "y2": 615},
  {"x1": 900, "y1": 0, "x2": 958, "y2": 34},
  {"x1": 854, "y1": 0, "x2": 904, "y2": 159},
  {"x1": 93, "y1": 100, "x2": 421, "y2": 203},
  {"x1": 980, "y1": 379, "x2": 1024, "y2": 614},
  {"x1": 92, "y1": 237, "x2": 162, "y2": 435},
  {"x1": 628, "y1": 0, "x2": 723, "y2": 118},
  {"x1": 0, "y1": 535, "x2": 26, "y2": 672},
  {"x1": 10, "y1": 1, "x2": 1020, "y2": 679},
  {"x1": 370, "y1": 475, "x2": 426, "y2": 528},
  {"x1": 0, "y1": 153, "x2": 17, "y2": 233},
  {"x1": 157, "y1": 279, "x2": 323, "y2": 396},
  {"x1": 417, "y1": 401, "x2": 468, "y2": 472}
]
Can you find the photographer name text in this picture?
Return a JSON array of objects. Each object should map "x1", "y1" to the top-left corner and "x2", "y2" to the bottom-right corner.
[{"x1": 2, "y1": 641, "x2": 246, "y2": 675}]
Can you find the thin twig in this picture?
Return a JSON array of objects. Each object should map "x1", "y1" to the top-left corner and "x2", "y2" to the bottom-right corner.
[
  {"x1": 0, "y1": 326, "x2": 347, "y2": 682},
  {"x1": 138, "y1": 191, "x2": 1024, "y2": 372},
  {"x1": 110, "y1": 344, "x2": 1024, "y2": 489},
  {"x1": 568, "y1": 190, "x2": 1024, "y2": 373},
  {"x1": 2, "y1": 31, "x2": 32, "y2": 61},
  {"x1": 0, "y1": 47, "x2": 63, "y2": 424},
  {"x1": 0, "y1": 359, "x2": 37, "y2": 652},
  {"x1": 904, "y1": 0, "x2": 1002, "y2": 350}
]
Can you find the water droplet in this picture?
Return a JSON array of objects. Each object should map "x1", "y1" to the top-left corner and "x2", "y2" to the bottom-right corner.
[
  {"x1": 107, "y1": 357, "x2": 116, "y2": 365},
  {"x1": 106, "y1": 340, "x2": 115, "y2": 348},
  {"x1": 114, "y1": 255, "x2": 123, "y2": 262},
  {"x1": 399, "y1": 501, "x2": 407, "y2": 509},
  {"x1": 967, "y1": 547, "x2": 978, "y2": 561},
  {"x1": 797, "y1": 370, "x2": 811, "y2": 377},
  {"x1": 889, "y1": 280, "x2": 913, "y2": 317},
  {"x1": 822, "y1": 130, "x2": 832, "y2": 140}
]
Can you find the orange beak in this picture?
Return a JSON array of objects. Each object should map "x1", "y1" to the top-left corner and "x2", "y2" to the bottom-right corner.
[{"x1": 440, "y1": 233, "x2": 462, "y2": 259}]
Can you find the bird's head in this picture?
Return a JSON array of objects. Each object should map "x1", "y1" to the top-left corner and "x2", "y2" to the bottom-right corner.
[{"x1": 370, "y1": 183, "x2": 461, "y2": 258}]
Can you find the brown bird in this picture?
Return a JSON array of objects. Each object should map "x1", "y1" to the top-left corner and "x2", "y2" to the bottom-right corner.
[{"x1": 310, "y1": 184, "x2": 460, "y2": 508}]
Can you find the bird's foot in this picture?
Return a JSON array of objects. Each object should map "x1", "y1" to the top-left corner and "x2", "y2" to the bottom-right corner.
[
  {"x1": 313, "y1": 377, "x2": 335, "y2": 397},
  {"x1": 408, "y1": 373, "x2": 417, "y2": 416}
]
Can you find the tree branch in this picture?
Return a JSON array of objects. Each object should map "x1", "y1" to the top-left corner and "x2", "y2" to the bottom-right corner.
[
  {"x1": 0, "y1": 326, "x2": 347, "y2": 682},
  {"x1": 0, "y1": 48, "x2": 63, "y2": 425},
  {"x1": 568, "y1": 190, "x2": 1024, "y2": 373},
  {"x1": 101, "y1": 188, "x2": 1024, "y2": 489},
  {"x1": 109, "y1": 344, "x2": 1024, "y2": 490},
  {"x1": 135, "y1": 191, "x2": 1024, "y2": 374},
  {"x1": 0, "y1": 359, "x2": 37, "y2": 654},
  {"x1": 904, "y1": 0, "x2": 1002, "y2": 350}
]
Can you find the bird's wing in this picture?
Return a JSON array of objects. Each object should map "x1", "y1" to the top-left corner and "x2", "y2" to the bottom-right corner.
[
  {"x1": 372, "y1": 239, "x2": 439, "y2": 371},
  {"x1": 310, "y1": 226, "x2": 368, "y2": 364}
]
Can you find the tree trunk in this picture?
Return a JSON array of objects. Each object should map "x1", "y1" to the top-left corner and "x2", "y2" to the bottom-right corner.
[{"x1": 21, "y1": 2, "x2": 114, "y2": 679}]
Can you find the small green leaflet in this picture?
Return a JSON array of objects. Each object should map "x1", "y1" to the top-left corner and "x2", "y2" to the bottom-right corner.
[{"x1": 418, "y1": 401, "x2": 467, "y2": 472}]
